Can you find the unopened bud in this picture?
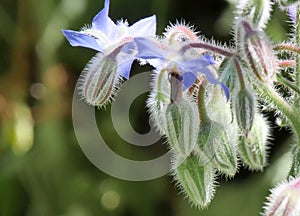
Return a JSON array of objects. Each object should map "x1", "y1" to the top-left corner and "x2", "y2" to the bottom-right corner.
[
  {"x1": 174, "y1": 154, "x2": 216, "y2": 208},
  {"x1": 239, "y1": 20, "x2": 276, "y2": 82},
  {"x1": 147, "y1": 70, "x2": 170, "y2": 134},
  {"x1": 238, "y1": 113, "x2": 269, "y2": 170},
  {"x1": 79, "y1": 53, "x2": 120, "y2": 107},
  {"x1": 197, "y1": 120, "x2": 239, "y2": 177},
  {"x1": 204, "y1": 86, "x2": 239, "y2": 176},
  {"x1": 164, "y1": 98, "x2": 199, "y2": 156},
  {"x1": 234, "y1": 89, "x2": 255, "y2": 136},
  {"x1": 236, "y1": 0, "x2": 272, "y2": 29},
  {"x1": 218, "y1": 57, "x2": 238, "y2": 93},
  {"x1": 263, "y1": 176, "x2": 300, "y2": 216}
]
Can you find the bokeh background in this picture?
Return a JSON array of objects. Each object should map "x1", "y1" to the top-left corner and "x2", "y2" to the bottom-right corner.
[{"x1": 0, "y1": 0, "x2": 294, "y2": 215}]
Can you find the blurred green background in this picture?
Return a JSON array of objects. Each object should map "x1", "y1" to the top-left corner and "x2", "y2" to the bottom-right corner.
[{"x1": 0, "y1": 0, "x2": 294, "y2": 215}]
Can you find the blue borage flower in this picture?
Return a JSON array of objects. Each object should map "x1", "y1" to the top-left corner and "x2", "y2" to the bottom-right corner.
[
  {"x1": 132, "y1": 37, "x2": 230, "y2": 100},
  {"x1": 62, "y1": 0, "x2": 156, "y2": 79}
]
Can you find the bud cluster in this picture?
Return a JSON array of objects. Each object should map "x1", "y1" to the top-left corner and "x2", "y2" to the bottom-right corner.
[{"x1": 63, "y1": 0, "x2": 300, "y2": 213}]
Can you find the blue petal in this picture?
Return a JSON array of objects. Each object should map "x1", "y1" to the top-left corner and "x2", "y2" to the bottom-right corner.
[
  {"x1": 92, "y1": 0, "x2": 116, "y2": 34},
  {"x1": 182, "y1": 55, "x2": 215, "y2": 71},
  {"x1": 62, "y1": 30, "x2": 102, "y2": 51},
  {"x1": 134, "y1": 37, "x2": 166, "y2": 59},
  {"x1": 220, "y1": 83, "x2": 230, "y2": 101},
  {"x1": 201, "y1": 68, "x2": 230, "y2": 101},
  {"x1": 182, "y1": 72, "x2": 197, "y2": 90},
  {"x1": 203, "y1": 54, "x2": 215, "y2": 65},
  {"x1": 129, "y1": 15, "x2": 157, "y2": 36},
  {"x1": 117, "y1": 58, "x2": 134, "y2": 79}
]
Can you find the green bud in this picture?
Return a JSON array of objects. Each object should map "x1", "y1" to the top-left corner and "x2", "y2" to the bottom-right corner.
[
  {"x1": 239, "y1": 20, "x2": 276, "y2": 82},
  {"x1": 80, "y1": 53, "x2": 120, "y2": 107},
  {"x1": 234, "y1": 89, "x2": 255, "y2": 136},
  {"x1": 165, "y1": 98, "x2": 199, "y2": 156},
  {"x1": 238, "y1": 113, "x2": 269, "y2": 170},
  {"x1": 218, "y1": 58, "x2": 238, "y2": 93},
  {"x1": 174, "y1": 154, "x2": 216, "y2": 208},
  {"x1": 236, "y1": 0, "x2": 272, "y2": 29},
  {"x1": 197, "y1": 120, "x2": 239, "y2": 177},
  {"x1": 147, "y1": 70, "x2": 170, "y2": 134},
  {"x1": 204, "y1": 86, "x2": 239, "y2": 176}
]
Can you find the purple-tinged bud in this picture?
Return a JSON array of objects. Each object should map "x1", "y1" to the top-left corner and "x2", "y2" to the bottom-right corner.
[
  {"x1": 79, "y1": 53, "x2": 120, "y2": 107},
  {"x1": 165, "y1": 98, "x2": 199, "y2": 156},
  {"x1": 263, "y1": 176, "x2": 300, "y2": 216},
  {"x1": 239, "y1": 20, "x2": 277, "y2": 82},
  {"x1": 238, "y1": 113, "x2": 270, "y2": 170},
  {"x1": 234, "y1": 88, "x2": 255, "y2": 136},
  {"x1": 174, "y1": 154, "x2": 216, "y2": 208}
]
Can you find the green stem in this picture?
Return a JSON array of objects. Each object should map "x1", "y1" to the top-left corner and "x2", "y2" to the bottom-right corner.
[
  {"x1": 296, "y1": 6, "x2": 300, "y2": 92},
  {"x1": 197, "y1": 80, "x2": 210, "y2": 123},
  {"x1": 180, "y1": 42, "x2": 233, "y2": 57},
  {"x1": 276, "y1": 74, "x2": 300, "y2": 95},
  {"x1": 255, "y1": 83, "x2": 300, "y2": 142}
]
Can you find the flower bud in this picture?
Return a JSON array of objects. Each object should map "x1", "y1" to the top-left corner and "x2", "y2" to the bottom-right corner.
[
  {"x1": 147, "y1": 70, "x2": 170, "y2": 134},
  {"x1": 239, "y1": 20, "x2": 276, "y2": 82},
  {"x1": 164, "y1": 98, "x2": 199, "y2": 156},
  {"x1": 263, "y1": 176, "x2": 300, "y2": 216},
  {"x1": 238, "y1": 113, "x2": 269, "y2": 170},
  {"x1": 79, "y1": 53, "x2": 120, "y2": 107},
  {"x1": 204, "y1": 86, "x2": 239, "y2": 176},
  {"x1": 174, "y1": 154, "x2": 216, "y2": 208},
  {"x1": 234, "y1": 88, "x2": 255, "y2": 136},
  {"x1": 236, "y1": 0, "x2": 272, "y2": 29},
  {"x1": 196, "y1": 120, "x2": 239, "y2": 177},
  {"x1": 218, "y1": 57, "x2": 238, "y2": 93}
]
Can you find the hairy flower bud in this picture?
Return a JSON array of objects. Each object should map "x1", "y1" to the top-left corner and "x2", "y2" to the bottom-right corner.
[
  {"x1": 218, "y1": 57, "x2": 238, "y2": 93},
  {"x1": 79, "y1": 53, "x2": 120, "y2": 107},
  {"x1": 238, "y1": 113, "x2": 270, "y2": 170},
  {"x1": 196, "y1": 120, "x2": 238, "y2": 177},
  {"x1": 239, "y1": 20, "x2": 276, "y2": 82},
  {"x1": 263, "y1": 176, "x2": 300, "y2": 216},
  {"x1": 234, "y1": 89, "x2": 255, "y2": 136},
  {"x1": 236, "y1": 0, "x2": 272, "y2": 29},
  {"x1": 147, "y1": 70, "x2": 170, "y2": 134},
  {"x1": 174, "y1": 154, "x2": 216, "y2": 208},
  {"x1": 164, "y1": 98, "x2": 199, "y2": 156}
]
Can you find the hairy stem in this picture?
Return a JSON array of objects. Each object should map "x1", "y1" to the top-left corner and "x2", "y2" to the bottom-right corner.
[
  {"x1": 233, "y1": 56, "x2": 246, "y2": 90},
  {"x1": 181, "y1": 42, "x2": 234, "y2": 57},
  {"x1": 296, "y1": 6, "x2": 300, "y2": 93},
  {"x1": 255, "y1": 83, "x2": 300, "y2": 144},
  {"x1": 274, "y1": 44, "x2": 300, "y2": 54},
  {"x1": 197, "y1": 80, "x2": 210, "y2": 123}
]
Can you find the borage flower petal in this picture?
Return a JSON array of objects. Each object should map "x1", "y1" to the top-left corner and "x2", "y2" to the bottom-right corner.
[
  {"x1": 62, "y1": 0, "x2": 157, "y2": 107},
  {"x1": 132, "y1": 37, "x2": 229, "y2": 100}
]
